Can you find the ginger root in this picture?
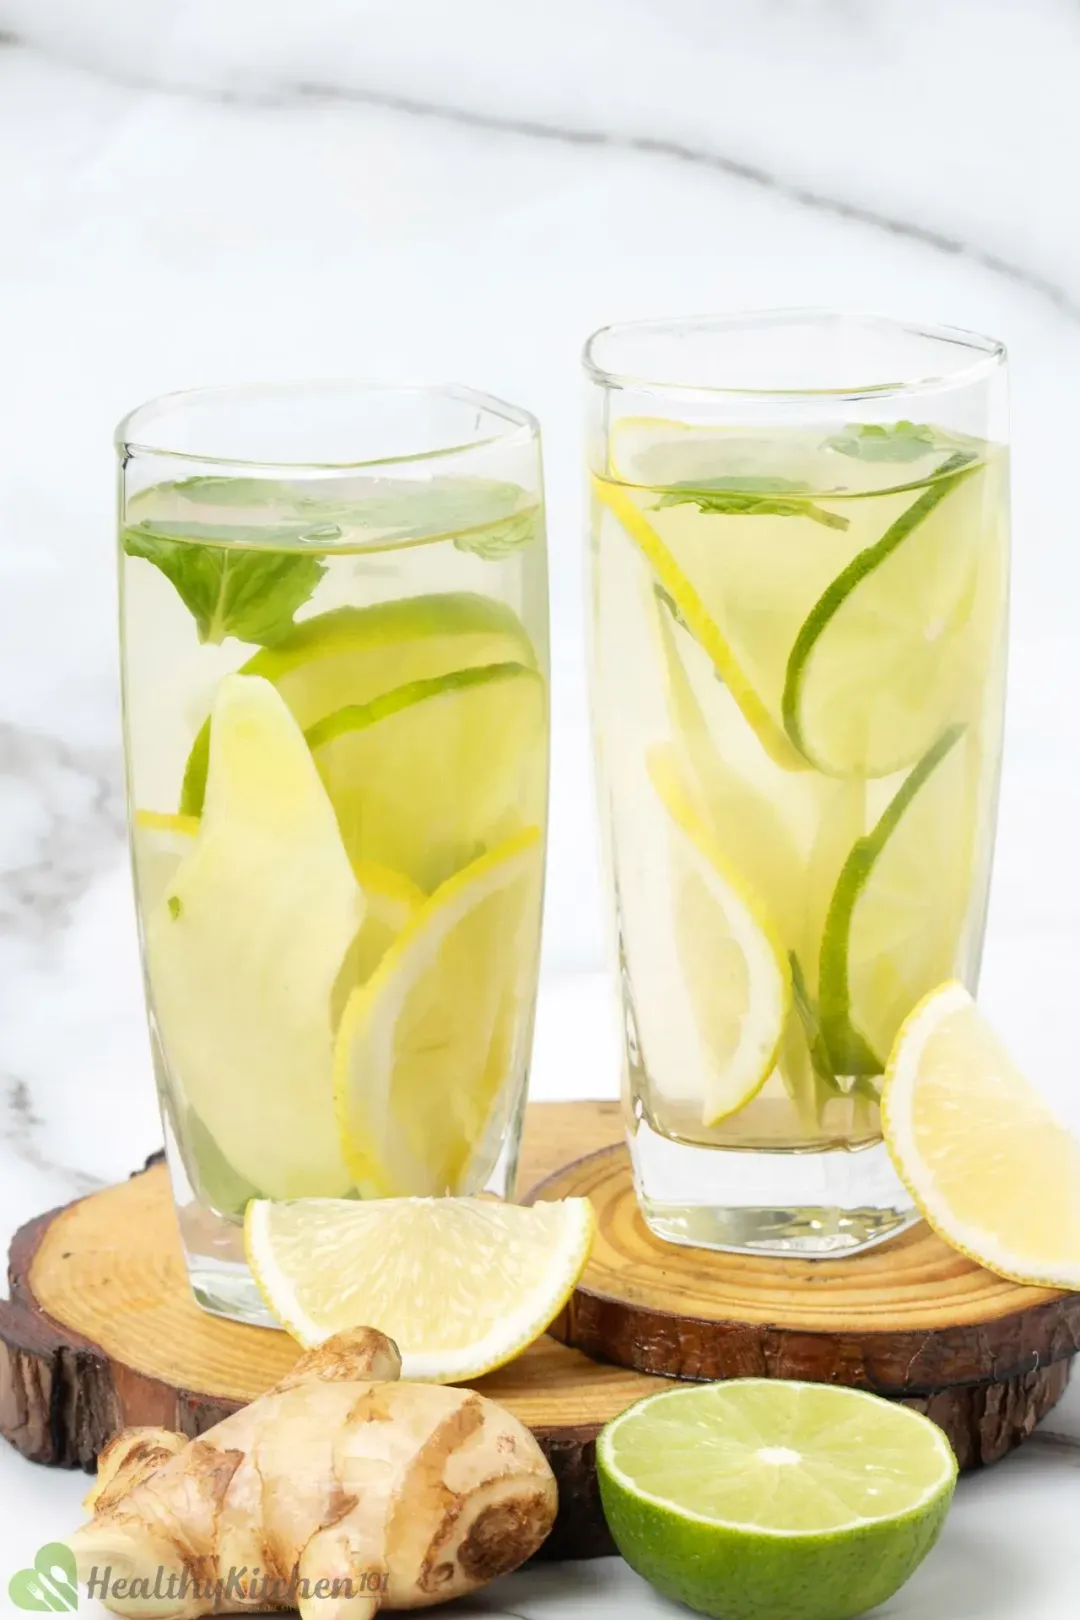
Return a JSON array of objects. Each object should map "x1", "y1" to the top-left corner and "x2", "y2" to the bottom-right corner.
[{"x1": 69, "y1": 1328, "x2": 557, "y2": 1619}]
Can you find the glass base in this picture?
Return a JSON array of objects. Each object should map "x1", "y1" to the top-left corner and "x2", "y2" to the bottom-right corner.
[
  {"x1": 174, "y1": 1192, "x2": 283, "y2": 1329},
  {"x1": 163, "y1": 1080, "x2": 530, "y2": 1327},
  {"x1": 162, "y1": 1124, "x2": 282, "y2": 1328},
  {"x1": 629, "y1": 1117, "x2": 918, "y2": 1258}
]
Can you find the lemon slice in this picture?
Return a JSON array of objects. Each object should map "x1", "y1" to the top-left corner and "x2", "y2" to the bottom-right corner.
[
  {"x1": 783, "y1": 457, "x2": 989, "y2": 777},
  {"x1": 593, "y1": 474, "x2": 804, "y2": 770},
  {"x1": 245, "y1": 1193, "x2": 595, "y2": 1371},
  {"x1": 308, "y1": 661, "x2": 546, "y2": 892},
  {"x1": 131, "y1": 809, "x2": 198, "y2": 910},
  {"x1": 180, "y1": 592, "x2": 538, "y2": 815},
  {"x1": 819, "y1": 725, "x2": 976, "y2": 1076},
  {"x1": 330, "y1": 862, "x2": 425, "y2": 1026},
  {"x1": 147, "y1": 675, "x2": 361, "y2": 1199},
  {"x1": 652, "y1": 591, "x2": 815, "y2": 950},
  {"x1": 883, "y1": 982, "x2": 1080, "y2": 1288},
  {"x1": 636, "y1": 751, "x2": 790, "y2": 1127},
  {"x1": 334, "y1": 827, "x2": 543, "y2": 1197}
]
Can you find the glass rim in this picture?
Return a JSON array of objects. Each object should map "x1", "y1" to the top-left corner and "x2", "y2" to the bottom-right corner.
[
  {"x1": 115, "y1": 378, "x2": 540, "y2": 472},
  {"x1": 581, "y1": 308, "x2": 1007, "y2": 402}
]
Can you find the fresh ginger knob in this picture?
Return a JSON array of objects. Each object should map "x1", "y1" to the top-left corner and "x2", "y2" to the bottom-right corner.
[{"x1": 69, "y1": 1329, "x2": 557, "y2": 1618}]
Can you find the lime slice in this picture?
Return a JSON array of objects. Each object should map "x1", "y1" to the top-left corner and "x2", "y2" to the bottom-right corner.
[
  {"x1": 597, "y1": 1379, "x2": 957, "y2": 1620},
  {"x1": 883, "y1": 982, "x2": 1080, "y2": 1289},
  {"x1": 147, "y1": 675, "x2": 360, "y2": 1199},
  {"x1": 307, "y1": 661, "x2": 545, "y2": 892},
  {"x1": 180, "y1": 592, "x2": 537, "y2": 816},
  {"x1": 330, "y1": 861, "x2": 425, "y2": 1026},
  {"x1": 245, "y1": 1193, "x2": 594, "y2": 1370},
  {"x1": 819, "y1": 726, "x2": 975, "y2": 1076},
  {"x1": 334, "y1": 827, "x2": 543, "y2": 1198},
  {"x1": 646, "y1": 750, "x2": 791, "y2": 1126},
  {"x1": 783, "y1": 457, "x2": 989, "y2": 777},
  {"x1": 131, "y1": 808, "x2": 198, "y2": 911}
]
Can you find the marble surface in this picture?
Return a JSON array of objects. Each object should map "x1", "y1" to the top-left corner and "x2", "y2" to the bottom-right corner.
[{"x1": 0, "y1": 5, "x2": 1079, "y2": 1614}]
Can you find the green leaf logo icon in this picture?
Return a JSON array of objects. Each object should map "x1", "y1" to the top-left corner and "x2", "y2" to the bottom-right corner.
[{"x1": 8, "y1": 1543, "x2": 79, "y2": 1611}]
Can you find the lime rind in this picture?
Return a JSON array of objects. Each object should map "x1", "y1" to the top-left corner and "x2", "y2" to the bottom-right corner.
[
  {"x1": 782, "y1": 455, "x2": 980, "y2": 778},
  {"x1": 597, "y1": 1379, "x2": 957, "y2": 1620},
  {"x1": 818, "y1": 725, "x2": 966, "y2": 1078},
  {"x1": 307, "y1": 661, "x2": 544, "y2": 892},
  {"x1": 304, "y1": 661, "x2": 533, "y2": 750},
  {"x1": 180, "y1": 592, "x2": 538, "y2": 815}
]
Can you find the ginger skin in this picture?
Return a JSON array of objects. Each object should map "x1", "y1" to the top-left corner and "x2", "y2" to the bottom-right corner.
[{"x1": 69, "y1": 1329, "x2": 557, "y2": 1620}]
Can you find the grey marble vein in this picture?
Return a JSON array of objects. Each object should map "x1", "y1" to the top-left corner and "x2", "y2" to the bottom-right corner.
[
  {"x1": 0, "y1": 724, "x2": 124, "y2": 1189},
  {"x1": 1, "y1": 1073, "x2": 102, "y2": 1194},
  {"x1": 299, "y1": 82, "x2": 1080, "y2": 322},
  {"x1": 0, "y1": 722, "x2": 124, "y2": 946}
]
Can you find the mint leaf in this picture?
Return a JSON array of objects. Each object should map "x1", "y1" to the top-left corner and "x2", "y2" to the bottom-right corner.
[
  {"x1": 454, "y1": 508, "x2": 539, "y2": 559},
  {"x1": 655, "y1": 481, "x2": 848, "y2": 531},
  {"x1": 123, "y1": 526, "x2": 325, "y2": 647},
  {"x1": 824, "y1": 421, "x2": 938, "y2": 463}
]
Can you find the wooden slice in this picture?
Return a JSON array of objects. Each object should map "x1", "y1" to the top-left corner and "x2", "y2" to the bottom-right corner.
[
  {"x1": 0, "y1": 1101, "x2": 652, "y2": 1560},
  {"x1": 528, "y1": 1139, "x2": 1079, "y2": 1467},
  {"x1": 1, "y1": 1101, "x2": 1075, "y2": 1564}
]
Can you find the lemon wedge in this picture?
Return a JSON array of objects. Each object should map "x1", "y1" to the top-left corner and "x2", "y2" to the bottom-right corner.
[
  {"x1": 883, "y1": 982, "x2": 1080, "y2": 1289},
  {"x1": 147, "y1": 674, "x2": 361, "y2": 1199},
  {"x1": 245, "y1": 1193, "x2": 595, "y2": 1372},
  {"x1": 334, "y1": 827, "x2": 543, "y2": 1197}
]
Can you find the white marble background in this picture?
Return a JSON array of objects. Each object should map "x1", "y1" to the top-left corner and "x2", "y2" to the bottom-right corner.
[{"x1": 0, "y1": 3, "x2": 1078, "y2": 1613}]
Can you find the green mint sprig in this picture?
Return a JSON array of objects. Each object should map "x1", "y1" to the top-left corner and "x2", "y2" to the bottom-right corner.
[
  {"x1": 123, "y1": 526, "x2": 326, "y2": 647},
  {"x1": 824, "y1": 421, "x2": 939, "y2": 463},
  {"x1": 655, "y1": 477, "x2": 848, "y2": 531}
]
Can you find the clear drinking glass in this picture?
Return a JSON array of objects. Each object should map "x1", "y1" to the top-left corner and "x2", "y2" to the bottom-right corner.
[
  {"x1": 119, "y1": 381, "x2": 549, "y2": 1323},
  {"x1": 586, "y1": 312, "x2": 1009, "y2": 1257}
]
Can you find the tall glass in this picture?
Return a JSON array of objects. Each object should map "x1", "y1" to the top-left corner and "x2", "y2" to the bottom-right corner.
[
  {"x1": 586, "y1": 312, "x2": 1008, "y2": 1257},
  {"x1": 119, "y1": 381, "x2": 549, "y2": 1322}
]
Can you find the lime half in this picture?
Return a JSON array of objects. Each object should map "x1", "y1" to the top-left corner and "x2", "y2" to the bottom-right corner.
[{"x1": 598, "y1": 1379, "x2": 957, "y2": 1620}]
